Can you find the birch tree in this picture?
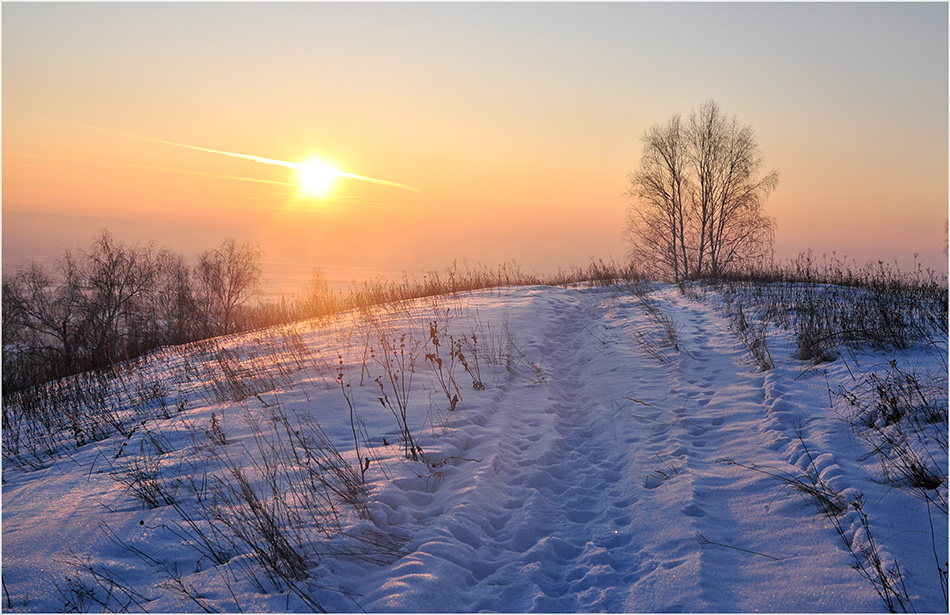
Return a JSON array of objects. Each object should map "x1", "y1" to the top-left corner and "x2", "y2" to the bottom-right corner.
[
  {"x1": 626, "y1": 100, "x2": 778, "y2": 280},
  {"x1": 688, "y1": 101, "x2": 778, "y2": 276},
  {"x1": 624, "y1": 114, "x2": 693, "y2": 280}
]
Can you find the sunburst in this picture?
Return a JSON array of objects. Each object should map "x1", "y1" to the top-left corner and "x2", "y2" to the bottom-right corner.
[
  {"x1": 296, "y1": 159, "x2": 338, "y2": 198},
  {"x1": 29, "y1": 116, "x2": 420, "y2": 199}
]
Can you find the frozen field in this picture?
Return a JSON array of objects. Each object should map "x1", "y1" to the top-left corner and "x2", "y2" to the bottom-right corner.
[{"x1": 2, "y1": 283, "x2": 946, "y2": 612}]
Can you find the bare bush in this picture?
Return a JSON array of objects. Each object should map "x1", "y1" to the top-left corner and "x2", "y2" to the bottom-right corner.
[
  {"x1": 713, "y1": 253, "x2": 948, "y2": 361},
  {"x1": 425, "y1": 319, "x2": 463, "y2": 412},
  {"x1": 839, "y1": 361, "x2": 948, "y2": 513},
  {"x1": 373, "y1": 330, "x2": 423, "y2": 461}
]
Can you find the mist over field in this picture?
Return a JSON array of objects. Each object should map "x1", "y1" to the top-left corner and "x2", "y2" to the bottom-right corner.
[
  {"x1": 2, "y1": 209, "x2": 395, "y2": 295},
  {"x1": 5, "y1": 208, "x2": 947, "y2": 301}
]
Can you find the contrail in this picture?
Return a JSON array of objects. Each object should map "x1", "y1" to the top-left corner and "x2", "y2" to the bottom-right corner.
[
  {"x1": 6, "y1": 150, "x2": 299, "y2": 188},
  {"x1": 27, "y1": 115, "x2": 419, "y2": 192}
]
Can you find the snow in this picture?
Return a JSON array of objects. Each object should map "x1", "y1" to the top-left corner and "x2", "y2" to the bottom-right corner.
[{"x1": 2, "y1": 283, "x2": 946, "y2": 612}]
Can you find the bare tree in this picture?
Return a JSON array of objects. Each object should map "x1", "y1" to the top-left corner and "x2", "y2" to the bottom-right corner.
[
  {"x1": 152, "y1": 249, "x2": 198, "y2": 344},
  {"x1": 83, "y1": 231, "x2": 158, "y2": 361},
  {"x1": 2, "y1": 233, "x2": 269, "y2": 392},
  {"x1": 688, "y1": 101, "x2": 778, "y2": 276},
  {"x1": 195, "y1": 238, "x2": 263, "y2": 335},
  {"x1": 626, "y1": 100, "x2": 778, "y2": 280},
  {"x1": 624, "y1": 114, "x2": 693, "y2": 280},
  {"x1": 2, "y1": 254, "x2": 86, "y2": 385}
]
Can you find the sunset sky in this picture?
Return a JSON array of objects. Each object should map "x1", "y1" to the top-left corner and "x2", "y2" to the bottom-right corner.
[{"x1": 4, "y1": 2, "x2": 948, "y2": 288}]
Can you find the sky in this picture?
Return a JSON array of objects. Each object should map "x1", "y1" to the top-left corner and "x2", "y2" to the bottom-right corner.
[{"x1": 3, "y1": 2, "x2": 948, "y2": 289}]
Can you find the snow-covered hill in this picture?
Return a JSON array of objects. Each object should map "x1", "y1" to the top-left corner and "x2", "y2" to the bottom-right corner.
[{"x1": 2, "y1": 283, "x2": 946, "y2": 612}]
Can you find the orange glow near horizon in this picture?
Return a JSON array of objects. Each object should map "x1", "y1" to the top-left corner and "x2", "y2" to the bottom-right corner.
[{"x1": 3, "y1": 3, "x2": 946, "y2": 279}]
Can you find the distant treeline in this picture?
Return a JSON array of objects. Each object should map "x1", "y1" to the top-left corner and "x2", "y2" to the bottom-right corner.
[
  {"x1": 1, "y1": 230, "x2": 641, "y2": 394},
  {"x1": 10, "y1": 228, "x2": 942, "y2": 398},
  {"x1": 2, "y1": 232, "x2": 276, "y2": 393}
]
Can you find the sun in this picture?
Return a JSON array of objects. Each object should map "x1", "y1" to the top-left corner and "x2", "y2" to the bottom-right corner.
[{"x1": 296, "y1": 158, "x2": 338, "y2": 198}]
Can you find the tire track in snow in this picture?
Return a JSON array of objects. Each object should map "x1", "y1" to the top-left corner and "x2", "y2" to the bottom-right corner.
[
  {"x1": 359, "y1": 288, "x2": 648, "y2": 611},
  {"x1": 486, "y1": 289, "x2": 645, "y2": 611},
  {"x1": 648, "y1": 288, "x2": 774, "y2": 610},
  {"x1": 622, "y1": 287, "x2": 875, "y2": 612}
]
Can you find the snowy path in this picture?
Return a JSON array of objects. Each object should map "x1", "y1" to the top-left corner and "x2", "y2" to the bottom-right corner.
[{"x1": 337, "y1": 287, "x2": 876, "y2": 612}]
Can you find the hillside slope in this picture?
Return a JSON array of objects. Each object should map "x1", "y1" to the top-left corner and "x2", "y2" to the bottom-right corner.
[{"x1": 2, "y1": 284, "x2": 946, "y2": 612}]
